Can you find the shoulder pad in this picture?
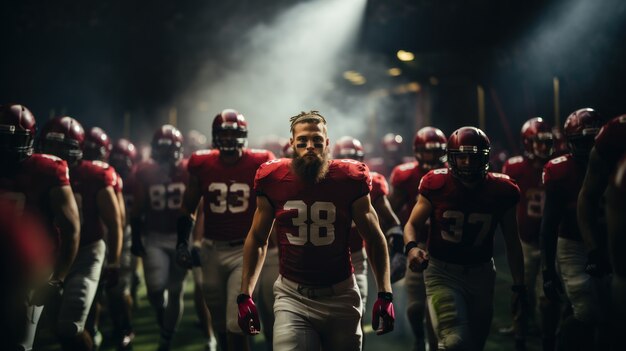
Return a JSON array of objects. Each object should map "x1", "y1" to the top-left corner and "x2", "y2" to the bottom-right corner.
[
  {"x1": 370, "y1": 172, "x2": 389, "y2": 198},
  {"x1": 334, "y1": 159, "x2": 369, "y2": 181},
  {"x1": 188, "y1": 149, "x2": 217, "y2": 174},
  {"x1": 419, "y1": 168, "x2": 448, "y2": 191},
  {"x1": 390, "y1": 162, "x2": 417, "y2": 185},
  {"x1": 247, "y1": 148, "x2": 276, "y2": 162},
  {"x1": 30, "y1": 153, "x2": 70, "y2": 184},
  {"x1": 255, "y1": 158, "x2": 289, "y2": 182},
  {"x1": 490, "y1": 172, "x2": 511, "y2": 180},
  {"x1": 90, "y1": 160, "x2": 111, "y2": 169},
  {"x1": 542, "y1": 154, "x2": 572, "y2": 185}
]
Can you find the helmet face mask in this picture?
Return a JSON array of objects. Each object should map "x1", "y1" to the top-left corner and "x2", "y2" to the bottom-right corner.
[
  {"x1": 521, "y1": 117, "x2": 553, "y2": 160},
  {"x1": 83, "y1": 127, "x2": 111, "y2": 162},
  {"x1": 563, "y1": 108, "x2": 604, "y2": 159},
  {"x1": 447, "y1": 127, "x2": 491, "y2": 183},
  {"x1": 37, "y1": 116, "x2": 85, "y2": 165},
  {"x1": 0, "y1": 104, "x2": 36, "y2": 166},
  {"x1": 151, "y1": 125, "x2": 183, "y2": 165},
  {"x1": 212, "y1": 109, "x2": 248, "y2": 155},
  {"x1": 414, "y1": 127, "x2": 447, "y2": 169}
]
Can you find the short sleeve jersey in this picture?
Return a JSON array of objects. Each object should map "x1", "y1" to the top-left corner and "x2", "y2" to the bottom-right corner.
[
  {"x1": 189, "y1": 148, "x2": 275, "y2": 241},
  {"x1": 502, "y1": 156, "x2": 545, "y2": 243},
  {"x1": 594, "y1": 115, "x2": 626, "y2": 171},
  {"x1": 348, "y1": 170, "x2": 388, "y2": 252},
  {"x1": 71, "y1": 160, "x2": 118, "y2": 246},
  {"x1": 255, "y1": 158, "x2": 371, "y2": 286},
  {"x1": 134, "y1": 159, "x2": 189, "y2": 234},
  {"x1": 390, "y1": 161, "x2": 429, "y2": 224},
  {"x1": 419, "y1": 168, "x2": 520, "y2": 264},
  {"x1": 0, "y1": 153, "x2": 70, "y2": 238},
  {"x1": 542, "y1": 154, "x2": 585, "y2": 240}
]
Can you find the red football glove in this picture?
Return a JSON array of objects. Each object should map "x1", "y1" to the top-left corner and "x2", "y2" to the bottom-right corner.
[
  {"x1": 237, "y1": 294, "x2": 261, "y2": 335},
  {"x1": 372, "y1": 292, "x2": 395, "y2": 335}
]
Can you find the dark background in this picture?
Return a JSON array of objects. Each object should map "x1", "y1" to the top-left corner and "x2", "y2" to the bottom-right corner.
[{"x1": 2, "y1": 0, "x2": 625, "y2": 152}]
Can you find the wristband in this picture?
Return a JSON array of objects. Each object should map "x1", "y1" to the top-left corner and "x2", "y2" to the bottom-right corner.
[
  {"x1": 377, "y1": 291, "x2": 393, "y2": 302},
  {"x1": 404, "y1": 241, "x2": 418, "y2": 256},
  {"x1": 176, "y1": 215, "x2": 195, "y2": 246},
  {"x1": 237, "y1": 293, "x2": 251, "y2": 304}
]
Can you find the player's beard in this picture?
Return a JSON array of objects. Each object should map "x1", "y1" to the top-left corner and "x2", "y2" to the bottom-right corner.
[{"x1": 291, "y1": 150, "x2": 330, "y2": 184}]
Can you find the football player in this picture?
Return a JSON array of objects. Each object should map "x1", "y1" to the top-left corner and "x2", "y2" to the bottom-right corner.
[
  {"x1": 238, "y1": 111, "x2": 394, "y2": 350},
  {"x1": 404, "y1": 126, "x2": 527, "y2": 351},
  {"x1": 540, "y1": 108, "x2": 606, "y2": 350},
  {"x1": 0, "y1": 104, "x2": 80, "y2": 351},
  {"x1": 37, "y1": 116, "x2": 122, "y2": 351},
  {"x1": 389, "y1": 126, "x2": 447, "y2": 351},
  {"x1": 577, "y1": 114, "x2": 626, "y2": 349},
  {"x1": 333, "y1": 136, "x2": 402, "y2": 335},
  {"x1": 176, "y1": 109, "x2": 275, "y2": 351},
  {"x1": 367, "y1": 133, "x2": 412, "y2": 178},
  {"x1": 501, "y1": 117, "x2": 559, "y2": 349},
  {"x1": 83, "y1": 128, "x2": 136, "y2": 350},
  {"x1": 130, "y1": 125, "x2": 189, "y2": 351}
]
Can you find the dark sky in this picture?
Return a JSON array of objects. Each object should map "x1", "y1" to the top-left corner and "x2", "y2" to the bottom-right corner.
[{"x1": 2, "y1": 0, "x2": 625, "y2": 150}]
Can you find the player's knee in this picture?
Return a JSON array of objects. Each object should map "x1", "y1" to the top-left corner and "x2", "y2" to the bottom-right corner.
[
  {"x1": 147, "y1": 290, "x2": 165, "y2": 308},
  {"x1": 440, "y1": 333, "x2": 470, "y2": 351},
  {"x1": 407, "y1": 300, "x2": 426, "y2": 320}
]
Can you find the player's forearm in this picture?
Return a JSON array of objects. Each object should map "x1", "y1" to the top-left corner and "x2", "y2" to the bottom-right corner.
[
  {"x1": 53, "y1": 226, "x2": 79, "y2": 281},
  {"x1": 241, "y1": 233, "x2": 267, "y2": 296},
  {"x1": 365, "y1": 230, "x2": 393, "y2": 293}
]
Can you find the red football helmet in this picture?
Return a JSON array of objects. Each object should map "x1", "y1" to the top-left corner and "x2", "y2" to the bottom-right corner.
[
  {"x1": 521, "y1": 117, "x2": 553, "y2": 160},
  {"x1": 447, "y1": 126, "x2": 491, "y2": 182},
  {"x1": 151, "y1": 124, "x2": 183, "y2": 164},
  {"x1": 563, "y1": 108, "x2": 604, "y2": 158},
  {"x1": 382, "y1": 133, "x2": 403, "y2": 154},
  {"x1": 413, "y1": 126, "x2": 447, "y2": 169},
  {"x1": 333, "y1": 136, "x2": 365, "y2": 161},
  {"x1": 0, "y1": 104, "x2": 37, "y2": 164},
  {"x1": 109, "y1": 138, "x2": 137, "y2": 177},
  {"x1": 37, "y1": 116, "x2": 85, "y2": 165},
  {"x1": 212, "y1": 109, "x2": 248, "y2": 154},
  {"x1": 83, "y1": 127, "x2": 111, "y2": 162}
]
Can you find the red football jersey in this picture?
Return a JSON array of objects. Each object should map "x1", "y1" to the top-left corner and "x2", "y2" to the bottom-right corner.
[
  {"x1": 255, "y1": 158, "x2": 371, "y2": 286},
  {"x1": 595, "y1": 115, "x2": 626, "y2": 171},
  {"x1": 71, "y1": 160, "x2": 118, "y2": 246},
  {"x1": 502, "y1": 156, "x2": 545, "y2": 243},
  {"x1": 0, "y1": 153, "x2": 70, "y2": 237},
  {"x1": 419, "y1": 168, "x2": 520, "y2": 264},
  {"x1": 542, "y1": 154, "x2": 585, "y2": 241},
  {"x1": 120, "y1": 167, "x2": 137, "y2": 213},
  {"x1": 189, "y1": 148, "x2": 275, "y2": 241},
  {"x1": 390, "y1": 161, "x2": 429, "y2": 223},
  {"x1": 134, "y1": 159, "x2": 189, "y2": 234},
  {"x1": 348, "y1": 171, "x2": 388, "y2": 252}
]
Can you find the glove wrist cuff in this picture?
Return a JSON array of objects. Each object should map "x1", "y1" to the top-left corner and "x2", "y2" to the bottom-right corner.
[
  {"x1": 377, "y1": 291, "x2": 393, "y2": 302},
  {"x1": 237, "y1": 293, "x2": 251, "y2": 304}
]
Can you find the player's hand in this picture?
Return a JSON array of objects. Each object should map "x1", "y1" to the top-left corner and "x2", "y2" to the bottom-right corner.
[
  {"x1": 584, "y1": 248, "x2": 611, "y2": 277},
  {"x1": 31, "y1": 279, "x2": 63, "y2": 306},
  {"x1": 130, "y1": 237, "x2": 146, "y2": 257},
  {"x1": 237, "y1": 294, "x2": 261, "y2": 335},
  {"x1": 542, "y1": 269, "x2": 563, "y2": 303},
  {"x1": 103, "y1": 264, "x2": 120, "y2": 289},
  {"x1": 372, "y1": 292, "x2": 395, "y2": 335},
  {"x1": 175, "y1": 243, "x2": 193, "y2": 269},
  {"x1": 407, "y1": 245, "x2": 429, "y2": 272},
  {"x1": 511, "y1": 284, "x2": 529, "y2": 345}
]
